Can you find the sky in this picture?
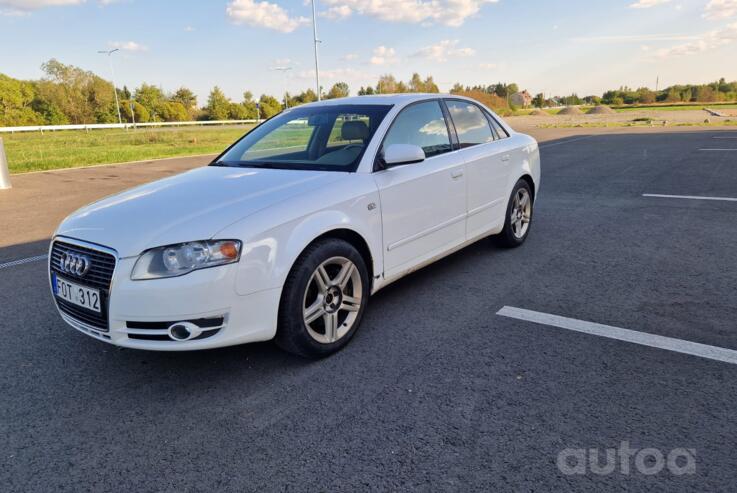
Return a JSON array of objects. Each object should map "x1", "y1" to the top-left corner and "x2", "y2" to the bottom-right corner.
[{"x1": 1, "y1": 0, "x2": 736, "y2": 103}]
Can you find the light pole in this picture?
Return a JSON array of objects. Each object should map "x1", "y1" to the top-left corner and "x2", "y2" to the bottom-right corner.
[
  {"x1": 311, "y1": 0, "x2": 321, "y2": 100},
  {"x1": 98, "y1": 48, "x2": 123, "y2": 126},
  {"x1": 272, "y1": 66, "x2": 293, "y2": 108}
]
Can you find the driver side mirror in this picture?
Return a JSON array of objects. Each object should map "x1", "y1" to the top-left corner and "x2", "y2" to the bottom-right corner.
[{"x1": 381, "y1": 144, "x2": 425, "y2": 168}]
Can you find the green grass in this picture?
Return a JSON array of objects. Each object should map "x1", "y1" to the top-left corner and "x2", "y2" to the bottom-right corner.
[
  {"x1": 1, "y1": 124, "x2": 256, "y2": 174},
  {"x1": 537, "y1": 120, "x2": 737, "y2": 129},
  {"x1": 614, "y1": 103, "x2": 737, "y2": 112}
]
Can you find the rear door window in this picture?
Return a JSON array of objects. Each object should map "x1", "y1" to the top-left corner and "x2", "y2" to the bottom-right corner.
[{"x1": 445, "y1": 100, "x2": 494, "y2": 148}]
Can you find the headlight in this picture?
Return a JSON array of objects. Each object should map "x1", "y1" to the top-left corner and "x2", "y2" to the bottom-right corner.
[{"x1": 131, "y1": 240, "x2": 242, "y2": 280}]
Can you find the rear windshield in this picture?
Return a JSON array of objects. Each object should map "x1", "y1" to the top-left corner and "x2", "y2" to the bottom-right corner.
[{"x1": 214, "y1": 104, "x2": 393, "y2": 172}]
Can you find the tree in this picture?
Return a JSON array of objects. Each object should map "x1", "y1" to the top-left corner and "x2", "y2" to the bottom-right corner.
[
  {"x1": 290, "y1": 88, "x2": 318, "y2": 106},
  {"x1": 450, "y1": 82, "x2": 465, "y2": 94},
  {"x1": 409, "y1": 73, "x2": 439, "y2": 93},
  {"x1": 326, "y1": 82, "x2": 349, "y2": 99},
  {"x1": 205, "y1": 86, "x2": 230, "y2": 120},
  {"x1": 664, "y1": 88, "x2": 681, "y2": 103},
  {"x1": 171, "y1": 87, "x2": 197, "y2": 110},
  {"x1": 39, "y1": 59, "x2": 116, "y2": 124},
  {"x1": 636, "y1": 88, "x2": 656, "y2": 104},
  {"x1": 120, "y1": 100, "x2": 150, "y2": 123},
  {"x1": 409, "y1": 73, "x2": 425, "y2": 92},
  {"x1": 376, "y1": 74, "x2": 400, "y2": 94},
  {"x1": 134, "y1": 83, "x2": 167, "y2": 120},
  {"x1": 695, "y1": 86, "x2": 716, "y2": 102},
  {"x1": 158, "y1": 101, "x2": 189, "y2": 121},
  {"x1": 258, "y1": 94, "x2": 282, "y2": 118},
  {"x1": 422, "y1": 75, "x2": 439, "y2": 93},
  {"x1": 448, "y1": 88, "x2": 509, "y2": 113},
  {"x1": 0, "y1": 73, "x2": 44, "y2": 126},
  {"x1": 532, "y1": 93, "x2": 545, "y2": 108},
  {"x1": 227, "y1": 102, "x2": 250, "y2": 120}
]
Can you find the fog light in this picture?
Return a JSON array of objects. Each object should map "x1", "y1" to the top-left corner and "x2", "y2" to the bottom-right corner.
[{"x1": 167, "y1": 321, "x2": 202, "y2": 341}]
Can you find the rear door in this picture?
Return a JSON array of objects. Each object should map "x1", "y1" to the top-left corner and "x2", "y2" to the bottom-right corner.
[
  {"x1": 373, "y1": 100, "x2": 467, "y2": 279},
  {"x1": 445, "y1": 99, "x2": 510, "y2": 239}
]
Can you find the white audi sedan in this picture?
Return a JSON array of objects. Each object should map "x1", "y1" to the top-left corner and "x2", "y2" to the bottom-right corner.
[{"x1": 49, "y1": 94, "x2": 540, "y2": 357}]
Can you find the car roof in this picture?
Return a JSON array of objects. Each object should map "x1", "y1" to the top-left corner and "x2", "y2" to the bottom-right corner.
[{"x1": 299, "y1": 93, "x2": 459, "y2": 108}]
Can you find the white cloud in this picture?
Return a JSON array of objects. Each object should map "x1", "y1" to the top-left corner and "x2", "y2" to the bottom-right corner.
[
  {"x1": 226, "y1": 0, "x2": 310, "y2": 33},
  {"x1": 340, "y1": 53, "x2": 359, "y2": 61},
  {"x1": 478, "y1": 62, "x2": 497, "y2": 69},
  {"x1": 109, "y1": 40, "x2": 147, "y2": 52},
  {"x1": 0, "y1": 0, "x2": 79, "y2": 14},
  {"x1": 321, "y1": 4, "x2": 351, "y2": 19},
  {"x1": 297, "y1": 67, "x2": 370, "y2": 81},
  {"x1": 412, "y1": 39, "x2": 475, "y2": 62},
  {"x1": 629, "y1": 0, "x2": 671, "y2": 8},
  {"x1": 320, "y1": 0, "x2": 498, "y2": 27},
  {"x1": 0, "y1": 0, "x2": 83, "y2": 8},
  {"x1": 184, "y1": 25, "x2": 195, "y2": 32},
  {"x1": 370, "y1": 45, "x2": 398, "y2": 65},
  {"x1": 572, "y1": 34, "x2": 698, "y2": 43},
  {"x1": 704, "y1": 0, "x2": 737, "y2": 19},
  {"x1": 654, "y1": 21, "x2": 737, "y2": 57}
]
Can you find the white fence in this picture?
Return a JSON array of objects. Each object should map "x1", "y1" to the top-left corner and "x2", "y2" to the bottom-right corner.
[{"x1": 0, "y1": 119, "x2": 261, "y2": 134}]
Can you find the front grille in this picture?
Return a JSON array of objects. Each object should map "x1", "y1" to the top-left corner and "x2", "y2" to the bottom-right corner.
[{"x1": 50, "y1": 240, "x2": 116, "y2": 332}]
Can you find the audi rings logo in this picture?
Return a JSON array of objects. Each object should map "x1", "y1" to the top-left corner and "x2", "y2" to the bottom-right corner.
[{"x1": 60, "y1": 252, "x2": 91, "y2": 277}]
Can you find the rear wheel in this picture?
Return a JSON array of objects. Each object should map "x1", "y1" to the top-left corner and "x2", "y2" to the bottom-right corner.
[
  {"x1": 494, "y1": 179, "x2": 533, "y2": 248},
  {"x1": 276, "y1": 238, "x2": 370, "y2": 358}
]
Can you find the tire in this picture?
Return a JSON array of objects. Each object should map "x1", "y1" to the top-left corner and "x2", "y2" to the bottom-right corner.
[
  {"x1": 275, "y1": 238, "x2": 370, "y2": 358},
  {"x1": 493, "y1": 179, "x2": 534, "y2": 248}
]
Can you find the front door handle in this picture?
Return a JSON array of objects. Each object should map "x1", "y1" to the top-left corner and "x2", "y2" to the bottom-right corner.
[
  {"x1": 451, "y1": 169, "x2": 464, "y2": 179},
  {"x1": 501, "y1": 154, "x2": 511, "y2": 162}
]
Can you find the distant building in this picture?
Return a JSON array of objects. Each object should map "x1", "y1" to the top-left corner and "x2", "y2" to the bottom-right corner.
[{"x1": 510, "y1": 90, "x2": 533, "y2": 108}]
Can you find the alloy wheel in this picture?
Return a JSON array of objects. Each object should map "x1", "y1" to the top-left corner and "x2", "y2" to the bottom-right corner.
[
  {"x1": 302, "y1": 256, "x2": 363, "y2": 344},
  {"x1": 510, "y1": 188, "x2": 532, "y2": 239}
]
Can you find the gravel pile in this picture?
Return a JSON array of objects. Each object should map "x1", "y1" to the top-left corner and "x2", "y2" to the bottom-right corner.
[
  {"x1": 557, "y1": 106, "x2": 584, "y2": 115},
  {"x1": 588, "y1": 105, "x2": 615, "y2": 115},
  {"x1": 530, "y1": 109, "x2": 550, "y2": 116}
]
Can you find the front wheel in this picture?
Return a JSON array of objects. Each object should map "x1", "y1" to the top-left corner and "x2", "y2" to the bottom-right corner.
[
  {"x1": 276, "y1": 238, "x2": 370, "y2": 358},
  {"x1": 493, "y1": 179, "x2": 534, "y2": 248}
]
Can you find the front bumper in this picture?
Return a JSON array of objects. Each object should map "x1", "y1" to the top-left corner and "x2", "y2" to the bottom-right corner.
[{"x1": 50, "y1": 237, "x2": 281, "y2": 351}]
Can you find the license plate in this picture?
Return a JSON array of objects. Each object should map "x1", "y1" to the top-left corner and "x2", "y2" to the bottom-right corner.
[{"x1": 52, "y1": 273, "x2": 101, "y2": 313}]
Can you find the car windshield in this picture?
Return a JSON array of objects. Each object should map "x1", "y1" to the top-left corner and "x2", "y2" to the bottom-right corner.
[{"x1": 214, "y1": 104, "x2": 393, "y2": 172}]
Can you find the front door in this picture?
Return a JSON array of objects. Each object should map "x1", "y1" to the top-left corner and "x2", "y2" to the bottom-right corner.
[{"x1": 373, "y1": 100, "x2": 467, "y2": 279}]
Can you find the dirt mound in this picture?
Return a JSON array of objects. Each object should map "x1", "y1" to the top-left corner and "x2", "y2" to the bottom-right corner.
[
  {"x1": 557, "y1": 106, "x2": 584, "y2": 115},
  {"x1": 529, "y1": 109, "x2": 550, "y2": 117},
  {"x1": 588, "y1": 105, "x2": 615, "y2": 115}
]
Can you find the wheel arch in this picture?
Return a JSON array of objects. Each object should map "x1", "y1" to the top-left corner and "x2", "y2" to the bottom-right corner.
[
  {"x1": 519, "y1": 173, "x2": 536, "y2": 201},
  {"x1": 292, "y1": 227, "x2": 375, "y2": 289}
]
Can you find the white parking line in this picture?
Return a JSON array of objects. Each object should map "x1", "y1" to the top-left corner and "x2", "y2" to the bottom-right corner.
[
  {"x1": 643, "y1": 193, "x2": 737, "y2": 202},
  {"x1": 712, "y1": 136, "x2": 737, "y2": 139},
  {"x1": 0, "y1": 255, "x2": 47, "y2": 270},
  {"x1": 539, "y1": 136, "x2": 595, "y2": 149},
  {"x1": 699, "y1": 148, "x2": 737, "y2": 151},
  {"x1": 497, "y1": 306, "x2": 737, "y2": 365}
]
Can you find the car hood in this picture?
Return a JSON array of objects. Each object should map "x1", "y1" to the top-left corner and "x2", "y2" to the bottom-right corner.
[{"x1": 57, "y1": 166, "x2": 345, "y2": 258}]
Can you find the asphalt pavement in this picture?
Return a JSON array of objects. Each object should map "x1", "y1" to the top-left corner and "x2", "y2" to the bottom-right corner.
[{"x1": 1, "y1": 128, "x2": 737, "y2": 491}]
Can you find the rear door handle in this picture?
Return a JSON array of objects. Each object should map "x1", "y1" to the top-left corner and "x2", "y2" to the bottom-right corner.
[
  {"x1": 451, "y1": 169, "x2": 464, "y2": 179},
  {"x1": 501, "y1": 154, "x2": 511, "y2": 162}
]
